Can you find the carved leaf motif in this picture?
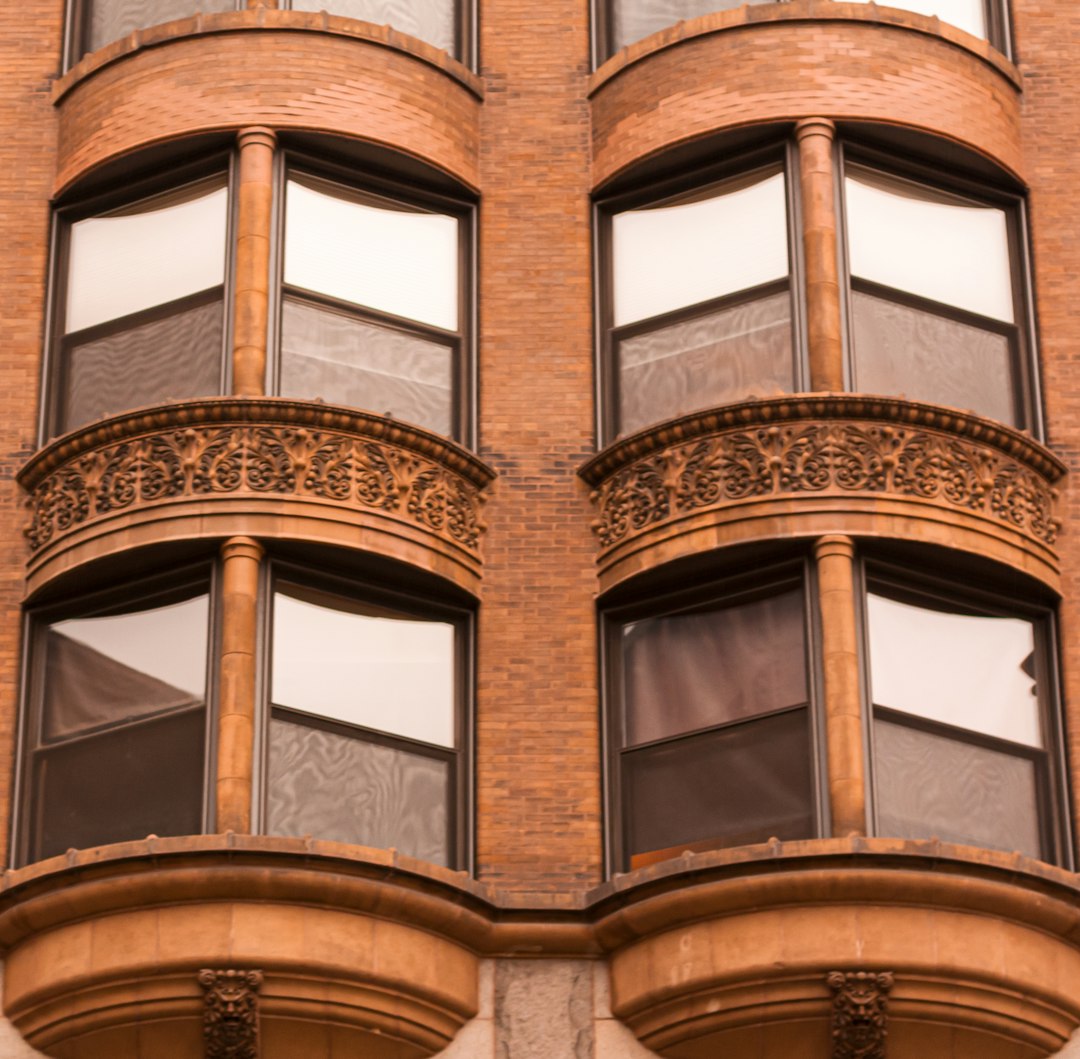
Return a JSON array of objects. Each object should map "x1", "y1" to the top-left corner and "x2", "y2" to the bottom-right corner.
[
  {"x1": 304, "y1": 434, "x2": 354, "y2": 500},
  {"x1": 596, "y1": 457, "x2": 669, "y2": 547},
  {"x1": 191, "y1": 428, "x2": 247, "y2": 493},
  {"x1": 354, "y1": 441, "x2": 401, "y2": 510}
]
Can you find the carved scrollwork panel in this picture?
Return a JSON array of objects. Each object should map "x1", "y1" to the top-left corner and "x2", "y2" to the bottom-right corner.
[
  {"x1": 198, "y1": 968, "x2": 262, "y2": 1059},
  {"x1": 827, "y1": 970, "x2": 894, "y2": 1059},
  {"x1": 590, "y1": 420, "x2": 1060, "y2": 549},
  {"x1": 24, "y1": 420, "x2": 487, "y2": 554}
]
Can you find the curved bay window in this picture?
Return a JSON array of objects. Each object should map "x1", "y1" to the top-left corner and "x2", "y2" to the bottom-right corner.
[
  {"x1": 67, "y1": 0, "x2": 470, "y2": 66},
  {"x1": 17, "y1": 559, "x2": 471, "y2": 869},
  {"x1": 865, "y1": 571, "x2": 1064, "y2": 861},
  {"x1": 603, "y1": 550, "x2": 1069, "y2": 874},
  {"x1": 46, "y1": 152, "x2": 474, "y2": 443},
  {"x1": 596, "y1": 0, "x2": 1007, "y2": 61},
  {"x1": 842, "y1": 160, "x2": 1034, "y2": 429},
  {"x1": 605, "y1": 565, "x2": 821, "y2": 871},
  {"x1": 599, "y1": 153, "x2": 799, "y2": 441}
]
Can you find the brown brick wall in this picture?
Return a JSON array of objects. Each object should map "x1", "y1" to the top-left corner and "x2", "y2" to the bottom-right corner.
[
  {"x1": 590, "y1": 11, "x2": 1024, "y2": 188},
  {"x1": 0, "y1": 0, "x2": 60, "y2": 861},
  {"x1": 1015, "y1": 0, "x2": 1080, "y2": 834},
  {"x1": 55, "y1": 21, "x2": 482, "y2": 193}
]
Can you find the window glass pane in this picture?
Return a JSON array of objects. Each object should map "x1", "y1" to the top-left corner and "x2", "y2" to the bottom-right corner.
[
  {"x1": 44, "y1": 593, "x2": 209, "y2": 741},
  {"x1": 267, "y1": 718, "x2": 449, "y2": 864},
  {"x1": 844, "y1": 0, "x2": 985, "y2": 39},
  {"x1": 272, "y1": 589, "x2": 455, "y2": 747},
  {"x1": 623, "y1": 709, "x2": 814, "y2": 863},
  {"x1": 284, "y1": 178, "x2": 459, "y2": 331},
  {"x1": 280, "y1": 298, "x2": 453, "y2": 435},
  {"x1": 867, "y1": 592, "x2": 1041, "y2": 747},
  {"x1": 623, "y1": 588, "x2": 806, "y2": 746},
  {"x1": 61, "y1": 296, "x2": 223, "y2": 432},
  {"x1": 874, "y1": 719, "x2": 1040, "y2": 857},
  {"x1": 32, "y1": 708, "x2": 205, "y2": 862},
  {"x1": 290, "y1": 0, "x2": 455, "y2": 53},
  {"x1": 88, "y1": 0, "x2": 236, "y2": 53},
  {"x1": 845, "y1": 170, "x2": 1014, "y2": 322},
  {"x1": 613, "y1": 171, "x2": 788, "y2": 327},
  {"x1": 851, "y1": 289, "x2": 1015, "y2": 425},
  {"x1": 66, "y1": 182, "x2": 227, "y2": 333},
  {"x1": 618, "y1": 291, "x2": 792, "y2": 434},
  {"x1": 611, "y1": 0, "x2": 773, "y2": 51}
]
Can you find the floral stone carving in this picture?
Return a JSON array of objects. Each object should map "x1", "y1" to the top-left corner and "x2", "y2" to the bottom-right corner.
[
  {"x1": 20, "y1": 401, "x2": 493, "y2": 556},
  {"x1": 827, "y1": 970, "x2": 894, "y2": 1059},
  {"x1": 583, "y1": 400, "x2": 1062, "y2": 550},
  {"x1": 198, "y1": 968, "x2": 263, "y2": 1059}
]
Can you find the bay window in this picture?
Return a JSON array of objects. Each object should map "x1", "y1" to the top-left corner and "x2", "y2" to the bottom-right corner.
[
  {"x1": 600, "y1": 155, "x2": 798, "y2": 440},
  {"x1": 47, "y1": 153, "x2": 473, "y2": 443},
  {"x1": 17, "y1": 559, "x2": 470, "y2": 869}
]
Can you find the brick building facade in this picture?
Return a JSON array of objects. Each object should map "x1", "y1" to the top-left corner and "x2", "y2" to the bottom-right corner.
[{"x1": 0, "y1": 0, "x2": 1079, "y2": 1056}]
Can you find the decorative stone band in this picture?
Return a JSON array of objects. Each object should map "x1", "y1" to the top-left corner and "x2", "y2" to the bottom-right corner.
[
  {"x1": 18, "y1": 399, "x2": 495, "y2": 592},
  {"x1": 579, "y1": 396, "x2": 1065, "y2": 587}
]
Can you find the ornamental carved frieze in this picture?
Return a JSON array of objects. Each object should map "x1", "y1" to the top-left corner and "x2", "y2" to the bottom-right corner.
[
  {"x1": 20, "y1": 401, "x2": 494, "y2": 556},
  {"x1": 827, "y1": 970, "x2": 893, "y2": 1059},
  {"x1": 198, "y1": 968, "x2": 262, "y2": 1059},
  {"x1": 582, "y1": 399, "x2": 1063, "y2": 550}
]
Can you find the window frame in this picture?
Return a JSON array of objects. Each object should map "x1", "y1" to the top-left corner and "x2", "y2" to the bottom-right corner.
[
  {"x1": 857, "y1": 559, "x2": 1072, "y2": 868},
  {"x1": 595, "y1": 142, "x2": 806, "y2": 446},
  {"x1": 601, "y1": 557, "x2": 825, "y2": 874},
  {"x1": 13, "y1": 562, "x2": 220, "y2": 868},
  {"x1": 255, "y1": 559, "x2": 474, "y2": 871},
  {"x1": 43, "y1": 154, "x2": 237, "y2": 443},
  {"x1": 836, "y1": 144, "x2": 1042, "y2": 436},
  {"x1": 270, "y1": 151, "x2": 476, "y2": 447}
]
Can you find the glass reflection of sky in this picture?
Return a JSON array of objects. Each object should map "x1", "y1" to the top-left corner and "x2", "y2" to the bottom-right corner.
[
  {"x1": 867, "y1": 593, "x2": 1040, "y2": 747},
  {"x1": 272, "y1": 592, "x2": 455, "y2": 748}
]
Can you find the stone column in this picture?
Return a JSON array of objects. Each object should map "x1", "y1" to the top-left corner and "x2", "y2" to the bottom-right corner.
[
  {"x1": 814, "y1": 534, "x2": 867, "y2": 837},
  {"x1": 216, "y1": 536, "x2": 264, "y2": 833},
  {"x1": 232, "y1": 126, "x2": 276, "y2": 397},
  {"x1": 796, "y1": 118, "x2": 845, "y2": 393}
]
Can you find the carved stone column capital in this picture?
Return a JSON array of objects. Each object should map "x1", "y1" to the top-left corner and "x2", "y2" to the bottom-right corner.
[{"x1": 827, "y1": 970, "x2": 894, "y2": 1059}]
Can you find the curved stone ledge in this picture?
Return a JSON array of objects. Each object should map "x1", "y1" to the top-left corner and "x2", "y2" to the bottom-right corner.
[
  {"x1": 3, "y1": 837, "x2": 1080, "y2": 1058},
  {"x1": 589, "y1": 0, "x2": 1023, "y2": 190},
  {"x1": 580, "y1": 395, "x2": 1065, "y2": 593},
  {"x1": 19, "y1": 399, "x2": 495, "y2": 598}
]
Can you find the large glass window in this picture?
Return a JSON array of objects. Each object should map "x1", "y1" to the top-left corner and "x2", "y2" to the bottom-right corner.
[
  {"x1": 601, "y1": 159, "x2": 797, "y2": 440},
  {"x1": 54, "y1": 175, "x2": 229, "y2": 434},
  {"x1": 20, "y1": 575, "x2": 212, "y2": 865},
  {"x1": 265, "y1": 578, "x2": 465, "y2": 866},
  {"x1": 865, "y1": 577, "x2": 1059, "y2": 860},
  {"x1": 48, "y1": 156, "x2": 473, "y2": 442},
  {"x1": 279, "y1": 172, "x2": 465, "y2": 439},
  {"x1": 598, "y1": 0, "x2": 1005, "y2": 60},
  {"x1": 606, "y1": 568, "x2": 818, "y2": 871},
  {"x1": 843, "y1": 164, "x2": 1030, "y2": 427},
  {"x1": 69, "y1": 0, "x2": 467, "y2": 65}
]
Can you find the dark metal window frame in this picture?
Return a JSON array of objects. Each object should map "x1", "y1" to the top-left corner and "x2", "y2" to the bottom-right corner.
[
  {"x1": 13, "y1": 562, "x2": 221, "y2": 868},
  {"x1": 43, "y1": 155, "x2": 237, "y2": 443},
  {"x1": 257, "y1": 559, "x2": 474, "y2": 871},
  {"x1": 601, "y1": 557, "x2": 825, "y2": 874},
  {"x1": 270, "y1": 151, "x2": 476, "y2": 446},
  {"x1": 857, "y1": 559, "x2": 1072, "y2": 868},
  {"x1": 836, "y1": 144, "x2": 1042, "y2": 436},
  {"x1": 595, "y1": 142, "x2": 806, "y2": 446}
]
